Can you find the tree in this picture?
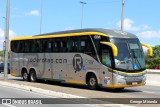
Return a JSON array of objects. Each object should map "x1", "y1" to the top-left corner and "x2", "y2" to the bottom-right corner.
[
  {"x1": 145, "y1": 45, "x2": 160, "y2": 69},
  {"x1": 0, "y1": 51, "x2": 4, "y2": 57}
]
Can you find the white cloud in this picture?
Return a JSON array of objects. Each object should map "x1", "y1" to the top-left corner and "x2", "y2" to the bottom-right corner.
[
  {"x1": 137, "y1": 30, "x2": 160, "y2": 39},
  {"x1": 0, "y1": 28, "x2": 5, "y2": 38},
  {"x1": 117, "y1": 18, "x2": 150, "y2": 31},
  {"x1": 26, "y1": 10, "x2": 40, "y2": 16},
  {"x1": 0, "y1": 28, "x2": 17, "y2": 50},
  {"x1": 0, "y1": 28, "x2": 5, "y2": 45},
  {"x1": 9, "y1": 30, "x2": 17, "y2": 39}
]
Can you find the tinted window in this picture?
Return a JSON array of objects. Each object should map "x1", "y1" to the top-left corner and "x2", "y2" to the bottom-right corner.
[
  {"x1": 11, "y1": 41, "x2": 18, "y2": 52},
  {"x1": 17, "y1": 41, "x2": 24, "y2": 53},
  {"x1": 52, "y1": 40, "x2": 58, "y2": 52},
  {"x1": 30, "y1": 40, "x2": 37, "y2": 53},
  {"x1": 91, "y1": 35, "x2": 109, "y2": 55},
  {"x1": 42, "y1": 39, "x2": 52, "y2": 52},
  {"x1": 100, "y1": 44, "x2": 113, "y2": 67},
  {"x1": 59, "y1": 39, "x2": 68, "y2": 52},
  {"x1": 24, "y1": 40, "x2": 31, "y2": 53},
  {"x1": 80, "y1": 36, "x2": 96, "y2": 57},
  {"x1": 67, "y1": 36, "x2": 97, "y2": 60},
  {"x1": 37, "y1": 40, "x2": 43, "y2": 52}
]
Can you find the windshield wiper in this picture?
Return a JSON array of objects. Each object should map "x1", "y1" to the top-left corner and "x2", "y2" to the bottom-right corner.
[{"x1": 133, "y1": 52, "x2": 142, "y2": 70}]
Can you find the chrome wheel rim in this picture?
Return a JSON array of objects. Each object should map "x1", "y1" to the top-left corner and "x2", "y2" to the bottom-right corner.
[{"x1": 89, "y1": 78, "x2": 96, "y2": 86}]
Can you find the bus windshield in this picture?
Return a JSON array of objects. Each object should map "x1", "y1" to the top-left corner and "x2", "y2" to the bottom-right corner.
[{"x1": 110, "y1": 38, "x2": 145, "y2": 71}]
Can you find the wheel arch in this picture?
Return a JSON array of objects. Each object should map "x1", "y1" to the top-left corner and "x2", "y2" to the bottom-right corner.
[
  {"x1": 21, "y1": 67, "x2": 28, "y2": 76},
  {"x1": 85, "y1": 70, "x2": 100, "y2": 84},
  {"x1": 29, "y1": 68, "x2": 36, "y2": 74}
]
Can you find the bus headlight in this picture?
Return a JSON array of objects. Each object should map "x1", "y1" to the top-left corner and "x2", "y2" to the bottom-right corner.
[{"x1": 142, "y1": 75, "x2": 146, "y2": 83}]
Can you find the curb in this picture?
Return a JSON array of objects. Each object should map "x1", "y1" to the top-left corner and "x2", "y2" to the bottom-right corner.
[
  {"x1": 146, "y1": 81, "x2": 160, "y2": 87},
  {"x1": 147, "y1": 69, "x2": 160, "y2": 74},
  {"x1": 0, "y1": 80, "x2": 126, "y2": 107},
  {"x1": 0, "y1": 81, "x2": 84, "y2": 98}
]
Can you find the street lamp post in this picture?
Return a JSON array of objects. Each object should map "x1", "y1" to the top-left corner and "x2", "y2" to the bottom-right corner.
[
  {"x1": 40, "y1": 0, "x2": 43, "y2": 34},
  {"x1": 121, "y1": 0, "x2": 124, "y2": 31},
  {"x1": 4, "y1": 0, "x2": 10, "y2": 80},
  {"x1": 2, "y1": 17, "x2": 6, "y2": 60},
  {"x1": 80, "y1": 1, "x2": 87, "y2": 29}
]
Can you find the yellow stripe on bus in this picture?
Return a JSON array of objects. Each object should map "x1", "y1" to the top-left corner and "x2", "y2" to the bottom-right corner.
[
  {"x1": 100, "y1": 41, "x2": 118, "y2": 57},
  {"x1": 11, "y1": 72, "x2": 17, "y2": 76},
  {"x1": 113, "y1": 69, "x2": 147, "y2": 75},
  {"x1": 68, "y1": 80, "x2": 86, "y2": 85},
  {"x1": 11, "y1": 32, "x2": 108, "y2": 41},
  {"x1": 105, "y1": 83, "x2": 145, "y2": 88}
]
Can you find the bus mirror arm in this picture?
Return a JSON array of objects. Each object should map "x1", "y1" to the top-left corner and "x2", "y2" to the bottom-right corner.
[
  {"x1": 141, "y1": 43, "x2": 153, "y2": 57},
  {"x1": 100, "y1": 41, "x2": 118, "y2": 57}
]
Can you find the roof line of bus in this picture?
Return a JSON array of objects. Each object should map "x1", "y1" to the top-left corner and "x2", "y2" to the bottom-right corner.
[{"x1": 11, "y1": 30, "x2": 108, "y2": 41}]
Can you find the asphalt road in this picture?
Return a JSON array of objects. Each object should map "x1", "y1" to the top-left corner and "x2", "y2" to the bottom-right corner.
[
  {"x1": 0, "y1": 73, "x2": 159, "y2": 107},
  {"x1": 0, "y1": 84, "x2": 94, "y2": 107}
]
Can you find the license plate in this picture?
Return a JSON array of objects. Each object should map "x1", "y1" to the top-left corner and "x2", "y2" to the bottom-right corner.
[{"x1": 132, "y1": 82, "x2": 138, "y2": 85}]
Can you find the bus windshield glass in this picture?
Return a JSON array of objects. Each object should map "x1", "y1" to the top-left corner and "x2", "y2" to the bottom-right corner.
[{"x1": 110, "y1": 38, "x2": 145, "y2": 71}]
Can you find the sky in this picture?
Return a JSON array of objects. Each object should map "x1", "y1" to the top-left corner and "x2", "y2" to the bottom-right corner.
[{"x1": 0, "y1": 0, "x2": 160, "y2": 50}]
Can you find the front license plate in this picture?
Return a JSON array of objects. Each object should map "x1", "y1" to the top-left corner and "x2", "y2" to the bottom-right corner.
[{"x1": 132, "y1": 82, "x2": 138, "y2": 85}]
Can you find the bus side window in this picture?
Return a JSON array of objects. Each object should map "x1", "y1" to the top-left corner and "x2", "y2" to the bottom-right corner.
[
  {"x1": 67, "y1": 38, "x2": 73, "y2": 52},
  {"x1": 86, "y1": 41, "x2": 93, "y2": 53},
  {"x1": 30, "y1": 40, "x2": 38, "y2": 53},
  {"x1": 55, "y1": 40, "x2": 61, "y2": 52},
  {"x1": 42, "y1": 39, "x2": 51, "y2": 53},
  {"x1": 24, "y1": 40, "x2": 30, "y2": 53},
  {"x1": 60, "y1": 41, "x2": 67, "y2": 52},
  {"x1": 11, "y1": 41, "x2": 18, "y2": 53},
  {"x1": 53, "y1": 41, "x2": 58, "y2": 52},
  {"x1": 72, "y1": 41, "x2": 77, "y2": 52},
  {"x1": 102, "y1": 49, "x2": 111, "y2": 67},
  {"x1": 46, "y1": 40, "x2": 52, "y2": 52},
  {"x1": 101, "y1": 44, "x2": 112, "y2": 67},
  {"x1": 36, "y1": 40, "x2": 43, "y2": 53},
  {"x1": 17, "y1": 41, "x2": 24, "y2": 53},
  {"x1": 53, "y1": 39, "x2": 65, "y2": 52},
  {"x1": 81, "y1": 36, "x2": 96, "y2": 58},
  {"x1": 81, "y1": 41, "x2": 85, "y2": 52},
  {"x1": 72, "y1": 37, "x2": 81, "y2": 52}
]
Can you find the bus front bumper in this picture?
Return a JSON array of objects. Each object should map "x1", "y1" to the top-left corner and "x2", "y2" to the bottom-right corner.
[{"x1": 103, "y1": 72, "x2": 146, "y2": 89}]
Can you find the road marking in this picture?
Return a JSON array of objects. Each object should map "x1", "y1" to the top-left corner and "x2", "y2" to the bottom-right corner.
[
  {"x1": 0, "y1": 85, "x2": 56, "y2": 98},
  {"x1": 146, "y1": 83, "x2": 160, "y2": 87},
  {"x1": 143, "y1": 91, "x2": 155, "y2": 94},
  {"x1": 3, "y1": 103, "x2": 15, "y2": 107}
]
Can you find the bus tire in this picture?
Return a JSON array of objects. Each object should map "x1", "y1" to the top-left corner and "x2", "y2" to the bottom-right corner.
[
  {"x1": 29, "y1": 70, "x2": 37, "y2": 82},
  {"x1": 22, "y1": 70, "x2": 29, "y2": 81},
  {"x1": 87, "y1": 74, "x2": 98, "y2": 90}
]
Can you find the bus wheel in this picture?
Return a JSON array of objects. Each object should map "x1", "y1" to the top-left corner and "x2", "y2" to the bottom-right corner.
[
  {"x1": 22, "y1": 70, "x2": 29, "y2": 81},
  {"x1": 29, "y1": 70, "x2": 37, "y2": 82},
  {"x1": 87, "y1": 74, "x2": 98, "y2": 90}
]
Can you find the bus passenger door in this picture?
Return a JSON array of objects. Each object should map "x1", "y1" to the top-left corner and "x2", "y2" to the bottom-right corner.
[{"x1": 100, "y1": 44, "x2": 114, "y2": 87}]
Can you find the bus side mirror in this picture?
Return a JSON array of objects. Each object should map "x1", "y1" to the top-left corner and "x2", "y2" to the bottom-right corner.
[
  {"x1": 141, "y1": 43, "x2": 153, "y2": 57},
  {"x1": 100, "y1": 41, "x2": 118, "y2": 57}
]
